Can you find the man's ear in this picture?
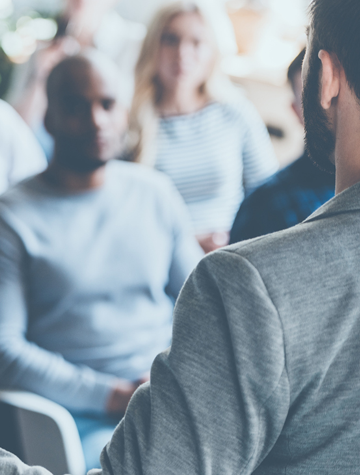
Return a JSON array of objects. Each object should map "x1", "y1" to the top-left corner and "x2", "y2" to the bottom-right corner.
[{"x1": 318, "y1": 50, "x2": 340, "y2": 110}]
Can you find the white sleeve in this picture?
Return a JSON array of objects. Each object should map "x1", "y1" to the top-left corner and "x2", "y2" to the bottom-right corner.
[{"x1": 0, "y1": 100, "x2": 47, "y2": 195}]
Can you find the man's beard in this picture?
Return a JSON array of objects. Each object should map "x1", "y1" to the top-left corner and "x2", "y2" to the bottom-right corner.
[{"x1": 302, "y1": 48, "x2": 336, "y2": 174}]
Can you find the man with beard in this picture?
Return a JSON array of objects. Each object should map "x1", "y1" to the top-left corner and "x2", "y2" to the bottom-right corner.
[
  {"x1": 0, "y1": 51, "x2": 202, "y2": 471},
  {"x1": 2, "y1": 0, "x2": 360, "y2": 473},
  {"x1": 230, "y1": 48, "x2": 335, "y2": 242}
]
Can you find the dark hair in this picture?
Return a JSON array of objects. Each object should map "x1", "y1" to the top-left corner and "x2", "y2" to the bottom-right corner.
[
  {"x1": 309, "y1": 0, "x2": 360, "y2": 100},
  {"x1": 287, "y1": 48, "x2": 305, "y2": 89}
]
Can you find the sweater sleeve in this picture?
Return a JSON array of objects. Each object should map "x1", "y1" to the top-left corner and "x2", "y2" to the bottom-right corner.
[
  {"x1": 90, "y1": 249, "x2": 290, "y2": 475},
  {"x1": 0, "y1": 450, "x2": 51, "y2": 475},
  {"x1": 0, "y1": 215, "x2": 116, "y2": 413}
]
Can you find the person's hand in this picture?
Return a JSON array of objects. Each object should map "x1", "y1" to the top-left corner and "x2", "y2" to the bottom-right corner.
[
  {"x1": 196, "y1": 232, "x2": 229, "y2": 254},
  {"x1": 106, "y1": 379, "x2": 138, "y2": 415}
]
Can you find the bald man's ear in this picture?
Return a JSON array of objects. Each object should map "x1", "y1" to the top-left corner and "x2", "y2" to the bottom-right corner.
[{"x1": 318, "y1": 50, "x2": 340, "y2": 110}]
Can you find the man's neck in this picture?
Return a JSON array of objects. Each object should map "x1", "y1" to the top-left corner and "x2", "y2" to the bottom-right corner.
[
  {"x1": 332, "y1": 83, "x2": 360, "y2": 195},
  {"x1": 41, "y1": 160, "x2": 107, "y2": 193},
  {"x1": 335, "y1": 159, "x2": 360, "y2": 196},
  {"x1": 334, "y1": 124, "x2": 360, "y2": 195}
]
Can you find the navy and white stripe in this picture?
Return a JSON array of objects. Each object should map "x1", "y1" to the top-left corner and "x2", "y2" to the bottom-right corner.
[{"x1": 155, "y1": 98, "x2": 278, "y2": 234}]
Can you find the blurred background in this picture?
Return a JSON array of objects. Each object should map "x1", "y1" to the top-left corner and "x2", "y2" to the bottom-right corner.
[{"x1": 0, "y1": 0, "x2": 309, "y2": 165}]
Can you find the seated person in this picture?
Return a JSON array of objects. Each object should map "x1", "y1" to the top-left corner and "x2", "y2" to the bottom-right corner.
[
  {"x1": 3, "y1": 1, "x2": 360, "y2": 472},
  {"x1": 0, "y1": 50, "x2": 202, "y2": 471},
  {"x1": 230, "y1": 49, "x2": 335, "y2": 243},
  {"x1": 125, "y1": 2, "x2": 278, "y2": 253},
  {"x1": 0, "y1": 99, "x2": 47, "y2": 194}
]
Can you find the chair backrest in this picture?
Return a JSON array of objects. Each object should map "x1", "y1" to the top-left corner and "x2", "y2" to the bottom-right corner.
[{"x1": 0, "y1": 390, "x2": 86, "y2": 475}]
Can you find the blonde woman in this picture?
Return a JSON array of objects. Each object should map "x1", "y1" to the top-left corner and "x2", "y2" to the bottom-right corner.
[{"x1": 126, "y1": 1, "x2": 278, "y2": 252}]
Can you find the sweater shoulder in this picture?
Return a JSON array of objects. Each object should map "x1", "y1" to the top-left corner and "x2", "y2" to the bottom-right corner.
[{"x1": 109, "y1": 160, "x2": 174, "y2": 192}]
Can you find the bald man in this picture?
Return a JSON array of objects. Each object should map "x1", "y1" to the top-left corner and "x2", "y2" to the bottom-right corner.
[{"x1": 0, "y1": 51, "x2": 202, "y2": 470}]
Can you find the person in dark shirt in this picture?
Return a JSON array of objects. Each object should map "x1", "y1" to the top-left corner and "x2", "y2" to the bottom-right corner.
[{"x1": 230, "y1": 48, "x2": 335, "y2": 243}]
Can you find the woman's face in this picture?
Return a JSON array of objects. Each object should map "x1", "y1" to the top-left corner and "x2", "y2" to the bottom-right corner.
[{"x1": 156, "y1": 12, "x2": 215, "y2": 93}]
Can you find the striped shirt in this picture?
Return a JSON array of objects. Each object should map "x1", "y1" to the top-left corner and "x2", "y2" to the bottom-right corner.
[{"x1": 155, "y1": 99, "x2": 278, "y2": 234}]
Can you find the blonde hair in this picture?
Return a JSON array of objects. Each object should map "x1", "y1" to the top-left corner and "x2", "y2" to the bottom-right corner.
[{"x1": 127, "y1": 1, "x2": 237, "y2": 165}]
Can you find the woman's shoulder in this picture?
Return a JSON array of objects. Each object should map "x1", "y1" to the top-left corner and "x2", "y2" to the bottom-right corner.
[
  {"x1": 157, "y1": 99, "x2": 252, "y2": 126},
  {"x1": 216, "y1": 93, "x2": 262, "y2": 122}
]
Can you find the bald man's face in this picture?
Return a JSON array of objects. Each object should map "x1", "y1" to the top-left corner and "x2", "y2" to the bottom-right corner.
[{"x1": 46, "y1": 62, "x2": 126, "y2": 172}]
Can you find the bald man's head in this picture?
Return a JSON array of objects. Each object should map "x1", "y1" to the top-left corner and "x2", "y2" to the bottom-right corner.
[
  {"x1": 45, "y1": 51, "x2": 127, "y2": 172},
  {"x1": 46, "y1": 50, "x2": 124, "y2": 105}
]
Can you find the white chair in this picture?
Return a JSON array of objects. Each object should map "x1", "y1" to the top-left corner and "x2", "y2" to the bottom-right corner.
[{"x1": 0, "y1": 390, "x2": 86, "y2": 475}]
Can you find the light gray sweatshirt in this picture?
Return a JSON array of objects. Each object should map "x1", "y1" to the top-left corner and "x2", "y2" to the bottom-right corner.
[{"x1": 0, "y1": 161, "x2": 202, "y2": 413}]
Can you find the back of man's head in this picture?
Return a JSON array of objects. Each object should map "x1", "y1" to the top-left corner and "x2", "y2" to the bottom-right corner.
[{"x1": 310, "y1": 0, "x2": 360, "y2": 100}]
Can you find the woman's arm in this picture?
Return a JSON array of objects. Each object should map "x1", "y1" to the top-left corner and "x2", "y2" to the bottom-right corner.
[{"x1": 240, "y1": 98, "x2": 279, "y2": 195}]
